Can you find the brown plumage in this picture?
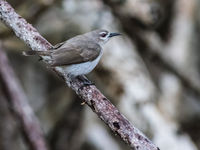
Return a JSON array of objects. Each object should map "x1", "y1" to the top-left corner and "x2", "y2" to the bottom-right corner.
[
  {"x1": 22, "y1": 29, "x2": 121, "y2": 78},
  {"x1": 23, "y1": 31, "x2": 103, "y2": 66}
]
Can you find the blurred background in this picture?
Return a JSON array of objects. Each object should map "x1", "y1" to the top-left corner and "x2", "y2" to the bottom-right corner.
[{"x1": 0, "y1": 0, "x2": 200, "y2": 150}]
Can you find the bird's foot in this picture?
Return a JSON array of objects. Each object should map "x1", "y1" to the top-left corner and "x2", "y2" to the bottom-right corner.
[
  {"x1": 38, "y1": 56, "x2": 43, "y2": 61},
  {"x1": 82, "y1": 80, "x2": 95, "y2": 86},
  {"x1": 77, "y1": 75, "x2": 95, "y2": 87}
]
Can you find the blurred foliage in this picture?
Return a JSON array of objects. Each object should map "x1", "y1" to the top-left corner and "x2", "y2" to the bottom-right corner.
[{"x1": 1, "y1": 0, "x2": 200, "y2": 150}]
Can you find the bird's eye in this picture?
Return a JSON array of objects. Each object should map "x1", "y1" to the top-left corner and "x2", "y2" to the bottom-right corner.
[{"x1": 100, "y1": 33, "x2": 107, "y2": 38}]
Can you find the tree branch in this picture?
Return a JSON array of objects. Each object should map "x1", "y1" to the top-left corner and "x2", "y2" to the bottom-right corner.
[
  {"x1": 0, "y1": 45, "x2": 48, "y2": 150},
  {"x1": 0, "y1": 1, "x2": 159, "y2": 149}
]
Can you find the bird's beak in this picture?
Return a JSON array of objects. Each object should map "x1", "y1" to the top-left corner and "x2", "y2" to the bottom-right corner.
[{"x1": 109, "y1": 32, "x2": 121, "y2": 38}]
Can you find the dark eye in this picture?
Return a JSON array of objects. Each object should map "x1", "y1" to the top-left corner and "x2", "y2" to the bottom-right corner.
[{"x1": 100, "y1": 33, "x2": 107, "y2": 37}]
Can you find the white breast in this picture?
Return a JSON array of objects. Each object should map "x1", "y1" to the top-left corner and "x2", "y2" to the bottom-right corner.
[{"x1": 56, "y1": 52, "x2": 103, "y2": 76}]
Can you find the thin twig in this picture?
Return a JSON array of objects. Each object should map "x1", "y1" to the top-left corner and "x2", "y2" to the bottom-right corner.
[
  {"x1": 0, "y1": 46, "x2": 48, "y2": 150},
  {"x1": 0, "y1": 1, "x2": 159, "y2": 149}
]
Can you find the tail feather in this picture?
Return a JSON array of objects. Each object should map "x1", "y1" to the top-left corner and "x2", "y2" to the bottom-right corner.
[
  {"x1": 22, "y1": 50, "x2": 50, "y2": 56},
  {"x1": 22, "y1": 50, "x2": 37, "y2": 56}
]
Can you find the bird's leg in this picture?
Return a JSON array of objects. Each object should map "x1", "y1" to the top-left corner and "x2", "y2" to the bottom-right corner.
[
  {"x1": 38, "y1": 56, "x2": 43, "y2": 61},
  {"x1": 77, "y1": 75, "x2": 94, "y2": 86}
]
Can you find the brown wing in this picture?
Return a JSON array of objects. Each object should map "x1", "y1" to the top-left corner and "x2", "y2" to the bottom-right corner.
[{"x1": 49, "y1": 41, "x2": 101, "y2": 66}]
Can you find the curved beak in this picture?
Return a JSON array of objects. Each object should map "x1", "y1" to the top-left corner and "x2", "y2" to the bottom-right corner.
[{"x1": 109, "y1": 32, "x2": 122, "y2": 38}]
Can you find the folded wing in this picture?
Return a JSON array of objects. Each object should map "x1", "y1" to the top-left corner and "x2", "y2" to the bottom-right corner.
[{"x1": 48, "y1": 40, "x2": 101, "y2": 66}]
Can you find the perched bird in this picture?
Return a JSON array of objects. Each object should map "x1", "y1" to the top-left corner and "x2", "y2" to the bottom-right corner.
[{"x1": 23, "y1": 29, "x2": 121, "y2": 85}]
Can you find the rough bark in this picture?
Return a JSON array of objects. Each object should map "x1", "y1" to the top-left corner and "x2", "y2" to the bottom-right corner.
[{"x1": 0, "y1": 0, "x2": 159, "y2": 150}]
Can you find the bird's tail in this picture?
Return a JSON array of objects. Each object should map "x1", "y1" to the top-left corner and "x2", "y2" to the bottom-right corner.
[
  {"x1": 22, "y1": 50, "x2": 50, "y2": 56},
  {"x1": 22, "y1": 50, "x2": 37, "y2": 56}
]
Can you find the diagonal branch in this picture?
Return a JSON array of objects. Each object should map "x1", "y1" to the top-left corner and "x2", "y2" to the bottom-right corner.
[
  {"x1": 0, "y1": 45, "x2": 48, "y2": 150},
  {"x1": 0, "y1": 1, "x2": 159, "y2": 149}
]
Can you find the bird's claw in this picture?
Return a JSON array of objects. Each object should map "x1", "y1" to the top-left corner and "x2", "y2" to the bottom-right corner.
[{"x1": 77, "y1": 75, "x2": 95, "y2": 91}]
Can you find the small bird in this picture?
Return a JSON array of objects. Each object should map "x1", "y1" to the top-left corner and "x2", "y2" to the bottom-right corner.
[{"x1": 23, "y1": 29, "x2": 121, "y2": 85}]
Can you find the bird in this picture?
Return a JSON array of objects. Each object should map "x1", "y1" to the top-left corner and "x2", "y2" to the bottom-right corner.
[{"x1": 23, "y1": 29, "x2": 121, "y2": 85}]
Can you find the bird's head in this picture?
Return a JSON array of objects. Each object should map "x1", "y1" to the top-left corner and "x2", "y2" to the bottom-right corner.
[{"x1": 86, "y1": 29, "x2": 121, "y2": 46}]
